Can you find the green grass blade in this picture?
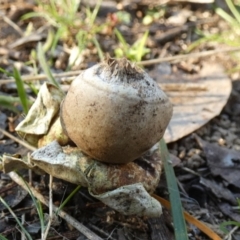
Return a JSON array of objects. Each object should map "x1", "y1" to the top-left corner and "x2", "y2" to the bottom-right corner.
[
  {"x1": 0, "y1": 67, "x2": 29, "y2": 113},
  {"x1": 43, "y1": 29, "x2": 55, "y2": 52},
  {"x1": 136, "y1": 30, "x2": 149, "y2": 62},
  {"x1": 0, "y1": 95, "x2": 20, "y2": 113},
  {"x1": 0, "y1": 233, "x2": 8, "y2": 240},
  {"x1": 216, "y1": 7, "x2": 238, "y2": 26},
  {"x1": 57, "y1": 185, "x2": 81, "y2": 214},
  {"x1": 37, "y1": 43, "x2": 61, "y2": 89},
  {"x1": 0, "y1": 197, "x2": 33, "y2": 240},
  {"x1": 160, "y1": 139, "x2": 189, "y2": 240},
  {"x1": 88, "y1": 0, "x2": 102, "y2": 26},
  {"x1": 226, "y1": 0, "x2": 240, "y2": 24},
  {"x1": 13, "y1": 68, "x2": 29, "y2": 114},
  {"x1": 20, "y1": 175, "x2": 45, "y2": 232},
  {"x1": 114, "y1": 28, "x2": 128, "y2": 54},
  {"x1": 220, "y1": 221, "x2": 240, "y2": 234},
  {"x1": 92, "y1": 36, "x2": 104, "y2": 60}
]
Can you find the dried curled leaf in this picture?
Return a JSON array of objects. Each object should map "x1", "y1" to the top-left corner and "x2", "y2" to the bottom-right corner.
[
  {"x1": 15, "y1": 83, "x2": 64, "y2": 147},
  {"x1": 30, "y1": 141, "x2": 162, "y2": 195},
  {"x1": 38, "y1": 116, "x2": 69, "y2": 148},
  {"x1": 2, "y1": 141, "x2": 162, "y2": 217},
  {"x1": 90, "y1": 183, "x2": 162, "y2": 217}
]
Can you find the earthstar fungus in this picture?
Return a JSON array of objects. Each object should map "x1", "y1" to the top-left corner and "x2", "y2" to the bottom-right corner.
[
  {"x1": 11, "y1": 57, "x2": 173, "y2": 217},
  {"x1": 60, "y1": 57, "x2": 173, "y2": 163}
]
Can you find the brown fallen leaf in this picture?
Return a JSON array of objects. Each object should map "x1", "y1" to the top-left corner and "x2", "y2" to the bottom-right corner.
[
  {"x1": 200, "y1": 178, "x2": 237, "y2": 205},
  {"x1": 218, "y1": 202, "x2": 240, "y2": 223},
  {"x1": 0, "y1": 184, "x2": 28, "y2": 211},
  {"x1": 195, "y1": 135, "x2": 240, "y2": 188},
  {"x1": 151, "y1": 62, "x2": 232, "y2": 143}
]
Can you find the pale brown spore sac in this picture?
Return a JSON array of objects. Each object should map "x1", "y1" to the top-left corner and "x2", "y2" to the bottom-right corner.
[{"x1": 60, "y1": 57, "x2": 172, "y2": 164}]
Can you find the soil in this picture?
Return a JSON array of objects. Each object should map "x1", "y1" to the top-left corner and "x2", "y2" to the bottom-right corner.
[{"x1": 0, "y1": 0, "x2": 240, "y2": 239}]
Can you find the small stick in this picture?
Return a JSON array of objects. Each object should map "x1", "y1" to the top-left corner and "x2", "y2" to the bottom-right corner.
[
  {"x1": 224, "y1": 225, "x2": 239, "y2": 240},
  {"x1": 140, "y1": 46, "x2": 240, "y2": 66},
  {"x1": 28, "y1": 153, "x2": 33, "y2": 186},
  {"x1": 0, "y1": 127, "x2": 36, "y2": 151},
  {"x1": 0, "y1": 13, "x2": 24, "y2": 36},
  {"x1": 42, "y1": 175, "x2": 53, "y2": 240},
  {"x1": 21, "y1": 214, "x2": 26, "y2": 240},
  {"x1": 8, "y1": 171, "x2": 103, "y2": 240},
  {"x1": 0, "y1": 71, "x2": 82, "y2": 84}
]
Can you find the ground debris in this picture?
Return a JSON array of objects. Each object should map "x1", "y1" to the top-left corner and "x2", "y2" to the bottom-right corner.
[{"x1": 196, "y1": 135, "x2": 240, "y2": 189}]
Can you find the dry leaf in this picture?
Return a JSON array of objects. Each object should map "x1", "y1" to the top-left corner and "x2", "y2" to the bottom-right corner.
[
  {"x1": 90, "y1": 183, "x2": 162, "y2": 217},
  {"x1": 152, "y1": 62, "x2": 232, "y2": 143},
  {"x1": 200, "y1": 178, "x2": 237, "y2": 205},
  {"x1": 2, "y1": 141, "x2": 162, "y2": 217},
  {"x1": 15, "y1": 83, "x2": 64, "y2": 147},
  {"x1": 196, "y1": 135, "x2": 240, "y2": 188}
]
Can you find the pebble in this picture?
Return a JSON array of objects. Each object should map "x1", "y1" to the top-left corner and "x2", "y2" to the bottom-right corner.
[
  {"x1": 187, "y1": 154, "x2": 205, "y2": 169},
  {"x1": 187, "y1": 148, "x2": 201, "y2": 157},
  {"x1": 178, "y1": 149, "x2": 186, "y2": 159}
]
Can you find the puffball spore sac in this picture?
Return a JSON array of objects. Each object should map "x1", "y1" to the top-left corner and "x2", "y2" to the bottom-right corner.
[{"x1": 60, "y1": 57, "x2": 173, "y2": 164}]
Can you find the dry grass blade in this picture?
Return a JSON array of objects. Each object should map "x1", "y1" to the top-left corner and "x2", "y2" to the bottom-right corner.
[
  {"x1": 140, "y1": 46, "x2": 240, "y2": 66},
  {"x1": 0, "y1": 127, "x2": 36, "y2": 151}
]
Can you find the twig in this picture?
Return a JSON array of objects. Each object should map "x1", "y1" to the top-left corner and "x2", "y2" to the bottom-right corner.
[
  {"x1": 8, "y1": 171, "x2": 103, "y2": 240},
  {"x1": 224, "y1": 225, "x2": 239, "y2": 240},
  {"x1": 0, "y1": 127, "x2": 36, "y2": 151},
  {"x1": 88, "y1": 223, "x2": 117, "y2": 240},
  {"x1": 181, "y1": 167, "x2": 202, "y2": 177},
  {"x1": 42, "y1": 175, "x2": 53, "y2": 240},
  {"x1": 0, "y1": 13, "x2": 24, "y2": 36},
  {"x1": 21, "y1": 214, "x2": 26, "y2": 240},
  {"x1": 140, "y1": 46, "x2": 240, "y2": 66},
  {"x1": 0, "y1": 70, "x2": 82, "y2": 85}
]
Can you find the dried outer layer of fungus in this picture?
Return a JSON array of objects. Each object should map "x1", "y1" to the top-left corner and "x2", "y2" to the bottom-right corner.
[
  {"x1": 29, "y1": 141, "x2": 162, "y2": 195},
  {"x1": 2, "y1": 141, "x2": 162, "y2": 217},
  {"x1": 15, "y1": 83, "x2": 66, "y2": 147},
  {"x1": 61, "y1": 57, "x2": 173, "y2": 164}
]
